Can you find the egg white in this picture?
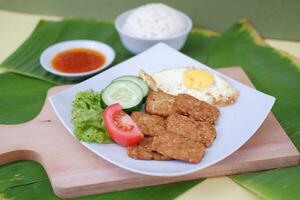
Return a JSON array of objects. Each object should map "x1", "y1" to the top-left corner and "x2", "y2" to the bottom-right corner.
[{"x1": 149, "y1": 67, "x2": 239, "y2": 106}]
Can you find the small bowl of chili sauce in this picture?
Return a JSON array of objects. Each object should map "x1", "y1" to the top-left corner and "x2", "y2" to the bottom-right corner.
[{"x1": 40, "y1": 40, "x2": 115, "y2": 79}]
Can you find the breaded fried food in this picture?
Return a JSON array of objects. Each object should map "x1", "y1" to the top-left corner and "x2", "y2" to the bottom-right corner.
[
  {"x1": 166, "y1": 113, "x2": 216, "y2": 147},
  {"x1": 127, "y1": 137, "x2": 170, "y2": 160},
  {"x1": 131, "y1": 112, "x2": 166, "y2": 136},
  {"x1": 152, "y1": 132, "x2": 205, "y2": 163},
  {"x1": 173, "y1": 94, "x2": 220, "y2": 124},
  {"x1": 146, "y1": 91, "x2": 175, "y2": 117}
]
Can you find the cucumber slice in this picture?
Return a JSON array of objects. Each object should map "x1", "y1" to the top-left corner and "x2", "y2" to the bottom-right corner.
[
  {"x1": 113, "y1": 75, "x2": 149, "y2": 97},
  {"x1": 102, "y1": 80, "x2": 143, "y2": 112}
]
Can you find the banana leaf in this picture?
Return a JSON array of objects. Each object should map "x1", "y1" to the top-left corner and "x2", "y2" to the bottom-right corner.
[
  {"x1": 1, "y1": 176, "x2": 200, "y2": 200},
  {"x1": 202, "y1": 20, "x2": 300, "y2": 200},
  {"x1": 0, "y1": 160, "x2": 48, "y2": 190},
  {"x1": 0, "y1": 73, "x2": 54, "y2": 124},
  {"x1": 181, "y1": 28, "x2": 220, "y2": 62},
  {"x1": 1, "y1": 18, "x2": 300, "y2": 200},
  {"x1": 0, "y1": 19, "x2": 132, "y2": 84}
]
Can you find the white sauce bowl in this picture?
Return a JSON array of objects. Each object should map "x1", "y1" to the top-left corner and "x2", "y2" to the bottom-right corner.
[{"x1": 115, "y1": 9, "x2": 193, "y2": 54}]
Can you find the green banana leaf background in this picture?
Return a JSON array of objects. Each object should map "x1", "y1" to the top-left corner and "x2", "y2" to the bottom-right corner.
[{"x1": 0, "y1": 18, "x2": 299, "y2": 200}]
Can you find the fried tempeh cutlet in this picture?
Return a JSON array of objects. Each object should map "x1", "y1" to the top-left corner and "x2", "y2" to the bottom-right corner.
[
  {"x1": 152, "y1": 132, "x2": 205, "y2": 163},
  {"x1": 145, "y1": 91, "x2": 175, "y2": 117},
  {"x1": 173, "y1": 94, "x2": 220, "y2": 124},
  {"x1": 166, "y1": 113, "x2": 216, "y2": 147},
  {"x1": 127, "y1": 137, "x2": 171, "y2": 160},
  {"x1": 131, "y1": 112, "x2": 166, "y2": 136}
]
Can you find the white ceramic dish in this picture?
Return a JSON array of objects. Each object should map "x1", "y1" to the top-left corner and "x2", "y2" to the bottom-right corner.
[
  {"x1": 40, "y1": 40, "x2": 115, "y2": 79},
  {"x1": 50, "y1": 43, "x2": 275, "y2": 177},
  {"x1": 115, "y1": 9, "x2": 192, "y2": 54}
]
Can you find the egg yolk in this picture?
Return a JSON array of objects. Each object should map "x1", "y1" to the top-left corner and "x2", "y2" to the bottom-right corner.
[{"x1": 183, "y1": 69, "x2": 214, "y2": 90}]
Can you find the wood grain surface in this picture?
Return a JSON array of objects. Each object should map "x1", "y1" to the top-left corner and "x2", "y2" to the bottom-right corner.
[{"x1": 0, "y1": 67, "x2": 298, "y2": 198}]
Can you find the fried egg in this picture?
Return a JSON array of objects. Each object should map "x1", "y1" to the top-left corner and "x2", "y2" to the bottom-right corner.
[{"x1": 140, "y1": 67, "x2": 239, "y2": 106}]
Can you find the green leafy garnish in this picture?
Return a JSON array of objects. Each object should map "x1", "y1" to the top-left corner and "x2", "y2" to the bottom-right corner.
[{"x1": 71, "y1": 89, "x2": 112, "y2": 143}]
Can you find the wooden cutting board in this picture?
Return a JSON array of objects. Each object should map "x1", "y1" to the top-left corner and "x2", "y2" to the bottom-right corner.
[{"x1": 0, "y1": 67, "x2": 298, "y2": 198}]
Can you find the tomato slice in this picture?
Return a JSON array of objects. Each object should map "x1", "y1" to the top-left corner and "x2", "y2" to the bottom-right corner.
[{"x1": 103, "y1": 103, "x2": 144, "y2": 147}]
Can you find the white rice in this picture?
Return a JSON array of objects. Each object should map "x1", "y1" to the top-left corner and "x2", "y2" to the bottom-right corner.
[{"x1": 122, "y1": 3, "x2": 187, "y2": 39}]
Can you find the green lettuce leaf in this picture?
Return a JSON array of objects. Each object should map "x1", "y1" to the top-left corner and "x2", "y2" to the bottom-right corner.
[{"x1": 72, "y1": 90, "x2": 112, "y2": 143}]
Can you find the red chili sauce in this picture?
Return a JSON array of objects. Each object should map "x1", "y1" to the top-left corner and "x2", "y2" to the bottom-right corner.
[{"x1": 51, "y1": 48, "x2": 106, "y2": 73}]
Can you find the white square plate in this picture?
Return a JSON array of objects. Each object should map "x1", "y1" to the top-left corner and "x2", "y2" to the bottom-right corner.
[{"x1": 50, "y1": 43, "x2": 275, "y2": 176}]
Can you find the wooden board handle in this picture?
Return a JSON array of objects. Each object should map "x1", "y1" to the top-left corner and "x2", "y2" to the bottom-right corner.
[
  {"x1": 0, "y1": 123, "x2": 41, "y2": 164},
  {"x1": 0, "y1": 86, "x2": 64, "y2": 165}
]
